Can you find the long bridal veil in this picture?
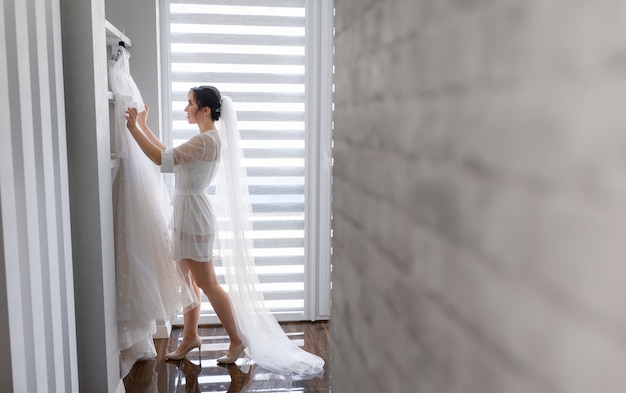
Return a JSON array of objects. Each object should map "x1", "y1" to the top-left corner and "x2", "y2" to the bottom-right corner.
[{"x1": 214, "y1": 97, "x2": 325, "y2": 379}]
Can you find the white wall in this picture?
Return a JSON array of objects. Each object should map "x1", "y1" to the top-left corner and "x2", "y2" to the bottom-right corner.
[
  {"x1": 331, "y1": 0, "x2": 626, "y2": 392},
  {"x1": 0, "y1": 0, "x2": 79, "y2": 391},
  {"x1": 60, "y1": 0, "x2": 121, "y2": 391},
  {"x1": 105, "y1": 0, "x2": 163, "y2": 138}
]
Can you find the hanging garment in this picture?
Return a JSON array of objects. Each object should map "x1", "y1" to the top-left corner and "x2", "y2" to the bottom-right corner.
[{"x1": 108, "y1": 46, "x2": 198, "y2": 377}]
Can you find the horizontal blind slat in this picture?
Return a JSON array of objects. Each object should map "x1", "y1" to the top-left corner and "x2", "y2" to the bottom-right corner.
[
  {"x1": 206, "y1": 185, "x2": 305, "y2": 195},
  {"x1": 170, "y1": 0, "x2": 303, "y2": 6},
  {"x1": 172, "y1": 112, "x2": 304, "y2": 123},
  {"x1": 237, "y1": 112, "x2": 304, "y2": 122},
  {"x1": 235, "y1": 272, "x2": 303, "y2": 282},
  {"x1": 263, "y1": 292, "x2": 304, "y2": 302},
  {"x1": 239, "y1": 129, "x2": 304, "y2": 139},
  {"x1": 254, "y1": 238, "x2": 303, "y2": 249},
  {"x1": 171, "y1": 33, "x2": 304, "y2": 46},
  {"x1": 172, "y1": 64, "x2": 304, "y2": 75},
  {"x1": 252, "y1": 203, "x2": 303, "y2": 213},
  {"x1": 172, "y1": 83, "x2": 304, "y2": 94},
  {"x1": 257, "y1": 274, "x2": 303, "y2": 284},
  {"x1": 172, "y1": 128, "x2": 304, "y2": 140},
  {"x1": 253, "y1": 256, "x2": 303, "y2": 265},
  {"x1": 244, "y1": 149, "x2": 304, "y2": 159},
  {"x1": 170, "y1": 14, "x2": 304, "y2": 27},
  {"x1": 252, "y1": 221, "x2": 303, "y2": 230},
  {"x1": 248, "y1": 184, "x2": 304, "y2": 194},
  {"x1": 171, "y1": 23, "x2": 304, "y2": 38},
  {"x1": 171, "y1": 4, "x2": 303, "y2": 14},
  {"x1": 171, "y1": 53, "x2": 304, "y2": 65},
  {"x1": 170, "y1": 4, "x2": 304, "y2": 16},
  {"x1": 246, "y1": 167, "x2": 304, "y2": 176},
  {"x1": 172, "y1": 72, "x2": 304, "y2": 85},
  {"x1": 171, "y1": 44, "x2": 304, "y2": 56},
  {"x1": 172, "y1": 91, "x2": 304, "y2": 104}
]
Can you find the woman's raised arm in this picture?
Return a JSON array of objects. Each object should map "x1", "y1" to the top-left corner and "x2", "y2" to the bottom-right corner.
[{"x1": 126, "y1": 107, "x2": 164, "y2": 165}]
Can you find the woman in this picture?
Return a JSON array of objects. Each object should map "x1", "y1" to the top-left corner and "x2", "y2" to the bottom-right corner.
[
  {"x1": 125, "y1": 86, "x2": 243, "y2": 363},
  {"x1": 127, "y1": 86, "x2": 324, "y2": 377}
]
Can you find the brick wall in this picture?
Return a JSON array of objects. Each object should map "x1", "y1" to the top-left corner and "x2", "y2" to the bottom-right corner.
[{"x1": 330, "y1": 1, "x2": 626, "y2": 392}]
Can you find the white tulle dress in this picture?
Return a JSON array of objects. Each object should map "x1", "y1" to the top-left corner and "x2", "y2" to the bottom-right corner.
[{"x1": 108, "y1": 46, "x2": 198, "y2": 377}]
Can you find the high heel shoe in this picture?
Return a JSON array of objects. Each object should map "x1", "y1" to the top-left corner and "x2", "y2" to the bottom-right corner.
[
  {"x1": 217, "y1": 343, "x2": 245, "y2": 364},
  {"x1": 164, "y1": 336, "x2": 202, "y2": 361}
]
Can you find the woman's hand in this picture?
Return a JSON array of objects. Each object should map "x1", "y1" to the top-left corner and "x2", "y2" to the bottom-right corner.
[
  {"x1": 124, "y1": 106, "x2": 162, "y2": 165},
  {"x1": 126, "y1": 107, "x2": 139, "y2": 130},
  {"x1": 138, "y1": 105, "x2": 149, "y2": 127}
]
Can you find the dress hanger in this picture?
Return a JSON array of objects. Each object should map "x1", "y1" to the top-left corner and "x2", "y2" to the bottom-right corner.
[{"x1": 112, "y1": 41, "x2": 125, "y2": 62}]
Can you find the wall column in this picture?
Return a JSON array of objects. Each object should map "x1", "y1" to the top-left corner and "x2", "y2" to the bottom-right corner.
[{"x1": 0, "y1": 0, "x2": 79, "y2": 391}]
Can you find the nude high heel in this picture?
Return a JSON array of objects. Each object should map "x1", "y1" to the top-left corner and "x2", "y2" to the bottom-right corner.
[
  {"x1": 216, "y1": 343, "x2": 245, "y2": 364},
  {"x1": 164, "y1": 336, "x2": 202, "y2": 360}
]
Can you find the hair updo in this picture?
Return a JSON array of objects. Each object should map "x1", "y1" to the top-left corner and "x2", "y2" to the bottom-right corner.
[{"x1": 190, "y1": 85, "x2": 222, "y2": 121}]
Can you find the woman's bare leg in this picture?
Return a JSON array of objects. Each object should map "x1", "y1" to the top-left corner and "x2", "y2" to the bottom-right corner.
[
  {"x1": 184, "y1": 258, "x2": 242, "y2": 355},
  {"x1": 182, "y1": 280, "x2": 202, "y2": 340},
  {"x1": 170, "y1": 261, "x2": 203, "y2": 354}
]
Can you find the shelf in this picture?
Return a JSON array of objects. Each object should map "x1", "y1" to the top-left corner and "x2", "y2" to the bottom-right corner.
[{"x1": 105, "y1": 20, "x2": 132, "y2": 47}]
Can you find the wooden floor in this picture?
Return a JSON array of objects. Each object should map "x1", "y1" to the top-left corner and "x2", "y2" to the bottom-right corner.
[{"x1": 123, "y1": 321, "x2": 331, "y2": 392}]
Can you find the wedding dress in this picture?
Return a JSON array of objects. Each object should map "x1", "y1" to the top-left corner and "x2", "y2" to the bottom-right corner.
[{"x1": 108, "y1": 46, "x2": 197, "y2": 377}]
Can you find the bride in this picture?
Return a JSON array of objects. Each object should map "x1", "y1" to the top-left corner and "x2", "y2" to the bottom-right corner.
[{"x1": 125, "y1": 85, "x2": 324, "y2": 378}]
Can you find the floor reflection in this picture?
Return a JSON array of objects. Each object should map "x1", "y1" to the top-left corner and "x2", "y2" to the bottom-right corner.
[
  {"x1": 124, "y1": 322, "x2": 330, "y2": 393},
  {"x1": 167, "y1": 358, "x2": 251, "y2": 393}
]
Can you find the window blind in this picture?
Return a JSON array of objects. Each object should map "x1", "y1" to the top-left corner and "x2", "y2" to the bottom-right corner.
[{"x1": 166, "y1": 0, "x2": 310, "y2": 321}]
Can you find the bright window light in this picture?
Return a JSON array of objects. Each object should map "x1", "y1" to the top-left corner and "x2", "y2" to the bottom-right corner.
[
  {"x1": 171, "y1": 24, "x2": 305, "y2": 37},
  {"x1": 171, "y1": 63, "x2": 305, "y2": 75},
  {"x1": 171, "y1": 43, "x2": 304, "y2": 56},
  {"x1": 170, "y1": 4, "x2": 305, "y2": 17}
]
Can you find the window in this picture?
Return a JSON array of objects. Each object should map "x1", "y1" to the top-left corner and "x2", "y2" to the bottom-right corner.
[{"x1": 160, "y1": 0, "x2": 333, "y2": 323}]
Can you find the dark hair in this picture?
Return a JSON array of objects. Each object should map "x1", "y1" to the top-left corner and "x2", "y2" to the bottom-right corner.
[{"x1": 190, "y1": 86, "x2": 222, "y2": 121}]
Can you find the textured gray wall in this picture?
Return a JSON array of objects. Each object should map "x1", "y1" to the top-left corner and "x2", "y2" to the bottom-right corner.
[{"x1": 331, "y1": 1, "x2": 626, "y2": 392}]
